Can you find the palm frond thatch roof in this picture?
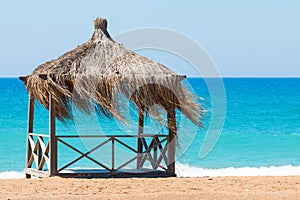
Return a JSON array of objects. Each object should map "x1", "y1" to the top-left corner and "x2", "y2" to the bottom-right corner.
[{"x1": 21, "y1": 17, "x2": 204, "y2": 130}]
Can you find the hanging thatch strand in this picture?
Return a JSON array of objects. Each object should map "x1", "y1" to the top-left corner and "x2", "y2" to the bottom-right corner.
[{"x1": 23, "y1": 17, "x2": 204, "y2": 130}]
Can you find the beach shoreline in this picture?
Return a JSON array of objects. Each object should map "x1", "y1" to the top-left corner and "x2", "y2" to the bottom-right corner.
[{"x1": 1, "y1": 176, "x2": 299, "y2": 200}]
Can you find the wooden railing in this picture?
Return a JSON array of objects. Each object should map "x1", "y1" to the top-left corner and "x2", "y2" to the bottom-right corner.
[
  {"x1": 25, "y1": 133, "x2": 50, "y2": 177},
  {"x1": 25, "y1": 133, "x2": 171, "y2": 177}
]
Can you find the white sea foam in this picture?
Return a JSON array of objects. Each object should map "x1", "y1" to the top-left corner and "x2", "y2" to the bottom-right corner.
[
  {"x1": 0, "y1": 171, "x2": 25, "y2": 179},
  {"x1": 1, "y1": 165, "x2": 300, "y2": 179},
  {"x1": 176, "y1": 163, "x2": 300, "y2": 177}
]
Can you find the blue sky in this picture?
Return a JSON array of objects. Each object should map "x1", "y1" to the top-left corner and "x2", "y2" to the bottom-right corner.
[{"x1": 0, "y1": 0, "x2": 299, "y2": 77}]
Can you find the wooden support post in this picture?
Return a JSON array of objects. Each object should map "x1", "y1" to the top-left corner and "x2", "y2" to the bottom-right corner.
[
  {"x1": 25, "y1": 93, "x2": 34, "y2": 178},
  {"x1": 49, "y1": 94, "x2": 57, "y2": 176},
  {"x1": 167, "y1": 108, "x2": 176, "y2": 174},
  {"x1": 137, "y1": 104, "x2": 144, "y2": 169}
]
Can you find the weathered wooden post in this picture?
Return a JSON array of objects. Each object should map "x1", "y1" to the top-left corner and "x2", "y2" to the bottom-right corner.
[
  {"x1": 167, "y1": 107, "x2": 176, "y2": 174},
  {"x1": 25, "y1": 93, "x2": 34, "y2": 178},
  {"x1": 137, "y1": 104, "x2": 144, "y2": 169},
  {"x1": 49, "y1": 93, "x2": 57, "y2": 176}
]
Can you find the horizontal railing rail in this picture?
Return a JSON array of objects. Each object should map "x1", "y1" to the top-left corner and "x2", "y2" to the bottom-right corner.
[
  {"x1": 29, "y1": 132, "x2": 49, "y2": 138},
  {"x1": 56, "y1": 134, "x2": 168, "y2": 138}
]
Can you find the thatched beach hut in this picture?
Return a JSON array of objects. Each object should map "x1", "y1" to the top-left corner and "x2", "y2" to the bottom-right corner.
[{"x1": 20, "y1": 17, "x2": 204, "y2": 178}]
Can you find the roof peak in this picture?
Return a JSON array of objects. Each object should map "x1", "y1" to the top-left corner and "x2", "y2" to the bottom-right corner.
[
  {"x1": 93, "y1": 17, "x2": 114, "y2": 42},
  {"x1": 94, "y1": 17, "x2": 107, "y2": 31}
]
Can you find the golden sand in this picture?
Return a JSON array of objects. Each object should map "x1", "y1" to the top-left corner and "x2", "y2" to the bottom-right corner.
[{"x1": 1, "y1": 176, "x2": 300, "y2": 200}]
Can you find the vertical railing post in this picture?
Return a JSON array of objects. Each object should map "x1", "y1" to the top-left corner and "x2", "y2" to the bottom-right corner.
[
  {"x1": 112, "y1": 137, "x2": 115, "y2": 172},
  {"x1": 137, "y1": 104, "x2": 144, "y2": 169},
  {"x1": 167, "y1": 107, "x2": 176, "y2": 174},
  {"x1": 153, "y1": 136, "x2": 158, "y2": 168},
  {"x1": 25, "y1": 93, "x2": 35, "y2": 178},
  {"x1": 49, "y1": 93, "x2": 57, "y2": 176},
  {"x1": 37, "y1": 136, "x2": 44, "y2": 170}
]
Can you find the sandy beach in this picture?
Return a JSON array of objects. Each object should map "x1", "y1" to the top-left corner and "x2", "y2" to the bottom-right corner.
[{"x1": 1, "y1": 176, "x2": 299, "y2": 200}]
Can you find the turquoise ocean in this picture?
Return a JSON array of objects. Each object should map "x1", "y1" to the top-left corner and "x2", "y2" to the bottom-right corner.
[{"x1": 0, "y1": 78, "x2": 299, "y2": 178}]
